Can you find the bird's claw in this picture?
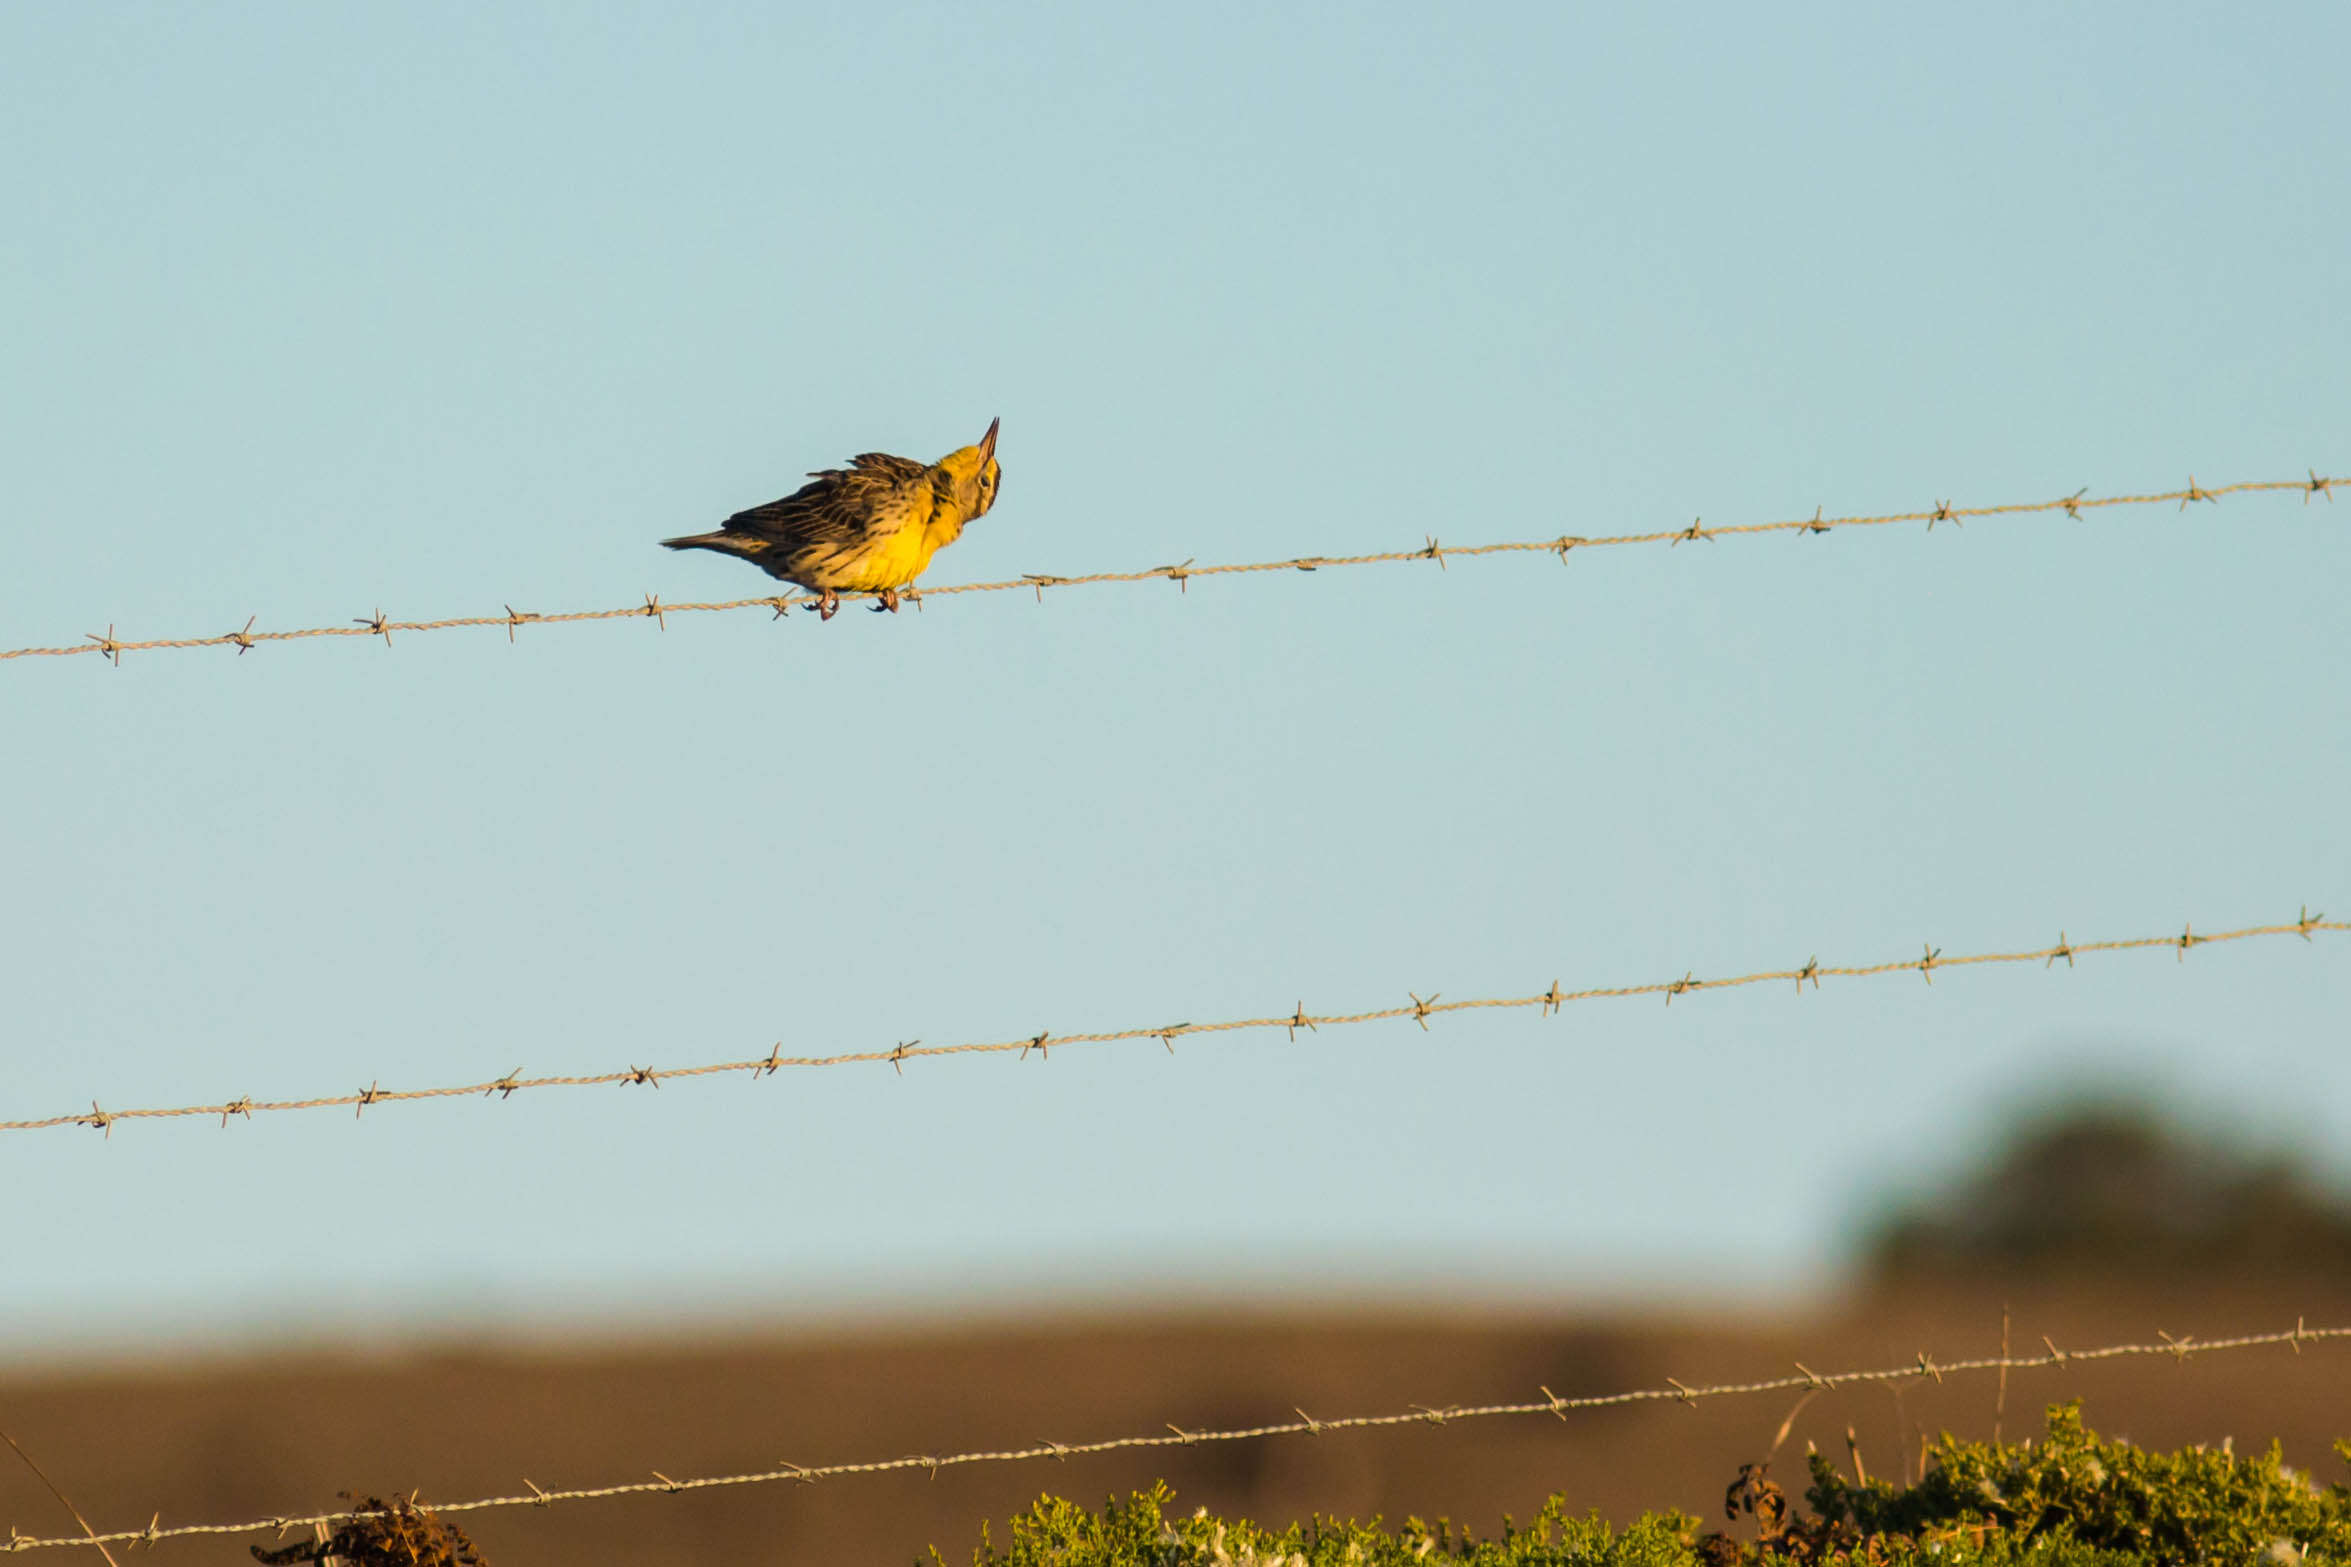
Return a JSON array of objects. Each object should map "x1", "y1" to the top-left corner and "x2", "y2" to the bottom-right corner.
[
  {"x1": 873, "y1": 588, "x2": 902, "y2": 614},
  {"x1": 815, "y1": 590, "x2": 841, "y2": 621}
]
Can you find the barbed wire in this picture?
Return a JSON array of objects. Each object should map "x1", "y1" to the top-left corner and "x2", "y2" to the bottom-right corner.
[
  {"x1": 3, "y1": 1318, "x2": 2339, "y2": 1552},
  {"x1": 3, "y1": 474, "x2": 2336, "y2": 667},
  {"x1": 7, "y1": 911, "x2": 2338, "y2": 1138}
]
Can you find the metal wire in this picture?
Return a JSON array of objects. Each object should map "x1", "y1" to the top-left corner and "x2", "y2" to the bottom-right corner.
[
  {"x1": 4, "y1": 474, "x2": 2335, "y2": 667},
  {"x1": 2, "y1": 1318, "x2": 2338, "y2": 1552},
  {"x1": 9, "y1": 911, "x2": 2338, "y2": 1137}
]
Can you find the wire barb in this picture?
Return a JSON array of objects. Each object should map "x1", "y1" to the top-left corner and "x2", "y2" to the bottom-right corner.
[
  {"x1": 356, "y1": 609, "x2": 392, "y2": 647},
  {"x1": 227, "y1": 616, "x2": 259, "y2": 655}
]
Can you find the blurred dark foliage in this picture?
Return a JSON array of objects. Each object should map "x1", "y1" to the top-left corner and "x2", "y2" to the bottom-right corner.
[
  {"x1": 1862, "y1": 1097, "x2": 2351, "y2": 1280},
  {"x1": 250, "y1": 1496, "x2": 485, "y2": 1567}
]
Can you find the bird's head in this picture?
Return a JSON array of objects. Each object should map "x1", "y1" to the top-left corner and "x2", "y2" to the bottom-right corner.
[{"x1": 934, "y1": 417, "x2": 1003, "y2": 521}]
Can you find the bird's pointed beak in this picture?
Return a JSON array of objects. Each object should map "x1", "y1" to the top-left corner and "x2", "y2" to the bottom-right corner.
[{"x1": 978, "y1": 417, "x2": 1000, "y2": 463}]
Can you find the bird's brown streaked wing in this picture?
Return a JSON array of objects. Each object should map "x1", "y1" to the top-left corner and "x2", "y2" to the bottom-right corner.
[
  {"x1": 719, "y1": 452, "x2": 930, "y2": 551},
  {"x1": 721, "y1": 480, "x2": 829, "y2": 538}
]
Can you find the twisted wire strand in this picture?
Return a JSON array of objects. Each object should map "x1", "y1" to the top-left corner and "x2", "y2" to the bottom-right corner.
[
  {"x1": 10, "y1": 912, "x2": 2339, "y2": 1137},
  {"x1": 3, "y1": 1319, "x2": 2339, "y2": 1552},
  {"x1": 5, "y1": 474, "x2": 2335, "y2": 666}
]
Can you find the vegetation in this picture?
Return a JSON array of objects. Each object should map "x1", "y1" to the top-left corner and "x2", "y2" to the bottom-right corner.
[
  {"x1": 249, "y1": 1495, "x2": 487, "y2": 1567},
  {"x1": 954, "y1": 1406, "x2": 2350, "y2": 1567}
]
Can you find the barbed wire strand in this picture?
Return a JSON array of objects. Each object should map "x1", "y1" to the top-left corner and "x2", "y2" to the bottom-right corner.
[
  {"x1": 5, "y1": 474, "x2": 2336, "y2": 667},
  {"x1": 3, "y1": 1319, "x2": 2340, "y2": 1553},
  {"x1": 9, "y1": 912, "x2": 2340, "y2": 1138}
]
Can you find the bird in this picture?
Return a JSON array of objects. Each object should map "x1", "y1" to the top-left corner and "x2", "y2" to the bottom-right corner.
[{"x1": 661, "y1": 418, "x2": 1002, "y2": 619}]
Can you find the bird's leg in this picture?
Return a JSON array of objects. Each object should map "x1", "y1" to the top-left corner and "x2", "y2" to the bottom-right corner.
[
  {"x1": 874, "y1": 587, "x2": 902, "y2": 614},
  {"x1": 815, "y1": 589, "x2": 841, "y2": 621}
]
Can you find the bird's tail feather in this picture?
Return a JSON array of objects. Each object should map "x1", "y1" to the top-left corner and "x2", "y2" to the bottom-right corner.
[{"x1": 661, "y1": 531, "x2": 763, "y2": 557}]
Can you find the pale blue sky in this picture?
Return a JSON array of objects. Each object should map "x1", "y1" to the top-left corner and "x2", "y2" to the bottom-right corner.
[{"x1": 3, "y1": 3, "x2": 2347, "y2": 1352}]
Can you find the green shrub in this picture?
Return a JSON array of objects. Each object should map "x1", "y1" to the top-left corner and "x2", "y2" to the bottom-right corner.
[
  {"x1": 1799, "y1": 1402, "x2": 2351, "y2": 1564},
  {"x1": 949, "y1": 1406, "x2": 2350, "y2": 1567}
]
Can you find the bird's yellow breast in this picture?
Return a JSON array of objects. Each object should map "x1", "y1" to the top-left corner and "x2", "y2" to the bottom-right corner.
[{"x1": 823, "y1": 508, "x2": 949, "y2": 591}]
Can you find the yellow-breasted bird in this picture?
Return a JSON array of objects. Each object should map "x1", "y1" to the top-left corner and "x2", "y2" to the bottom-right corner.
[{"x1": 661, "y1": 418, "x2": 1002, "y2": 619}]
